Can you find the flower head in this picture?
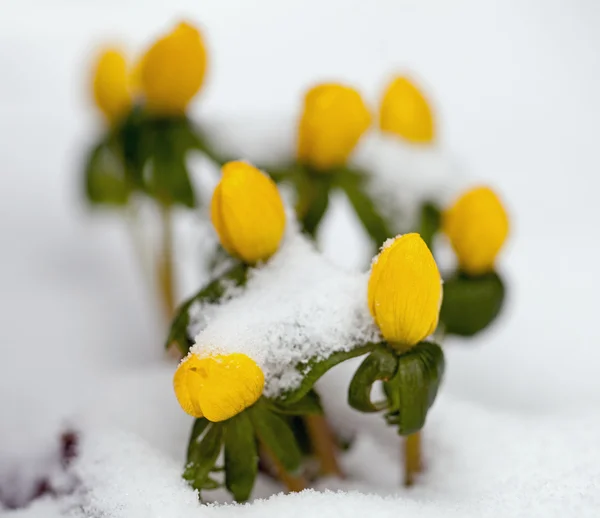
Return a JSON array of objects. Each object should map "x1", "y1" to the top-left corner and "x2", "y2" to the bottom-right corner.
[
  {"x1": 297, "y1": 83, "x2": 371, "y2": 171},
  {"x1": 379, "y1": 76, "x2": 435, "y2": 143},
  {"x1": 368, "y1": 233, "x2": 442, "y2": 349},
  {"x1": 211, "y1": 161, "x2": 286, "y2": 264},
  {"x1": 442, "y1": 186, "x2": 509, "y2": 275},
  {"x1": 173, "y1": 353, "x2": 264, "y2": 422},
  {"x1": 91, "y1": 48, "x2": 132, "y2": 124},
  {"x1": 140, "y1": 21, "x2": 207, "y2": 115}
]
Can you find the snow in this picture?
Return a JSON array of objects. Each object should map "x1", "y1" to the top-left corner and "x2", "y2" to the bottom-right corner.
[
  {"x1": 3, "y1": 0, "x2": 600, "y2": 516},
  {"x1": 189, "y1": 230, "x2": 381, "y2": 397}
]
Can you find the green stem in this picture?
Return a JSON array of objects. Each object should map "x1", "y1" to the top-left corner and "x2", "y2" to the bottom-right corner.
[{"x1": 157, "y1": 204, "x2": 176, "y2": 320}]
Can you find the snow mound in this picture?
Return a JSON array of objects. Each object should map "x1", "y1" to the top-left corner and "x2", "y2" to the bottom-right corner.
[{"x1": 190, "y1": 231, "x2": 382, "y2": 397}]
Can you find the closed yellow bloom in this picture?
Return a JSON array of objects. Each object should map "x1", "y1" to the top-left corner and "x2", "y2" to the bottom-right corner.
[
  {"x1": 211, "y1": 161, "x2": 286, "y2": 264},
  {"x1": 92, "y1": 48, "x2": 132, "y2": 124},
  {"x1": 140, "y1": 21, "x2": 207, "y2": 115},
  {"x1": 442, "y1": 186, "x2": 509, "y2": 275},
  {"x1": 174, "y1": 353, "x2": 264, "y2": 422},
  {"x1": 297, "y1": 83, "x2": 372, "y2": 171},
  {"x1": 379, "y1": 76, "x2": 435, "y2": 144},
  {"x1": 368, "y1": 233, "x2": 442, "y2": 349}
]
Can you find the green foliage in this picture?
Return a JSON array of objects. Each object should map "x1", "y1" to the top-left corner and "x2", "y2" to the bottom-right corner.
[
  {"x1": 184, "y1": 421, "x2": 223, "y2": 491},
  {"x1": 83, "y1": 139, "x2": 130, "y2": 206},
  {"x1": 440, "y1": 271, "x2": 505, "y2": 337},
  {"x1": 418, "y1": 202, "x2": 441, "y2": 250},
  {"x1": 224, "y1": 412, "x2": 258, "y2": 502},
  {"x1": 166, "y1": 263, "x2": 248, "y2": 356},
  {"x1": 348, "y1": 342, "x2": 445, "y2": 436},
  {"x1": 383, "y1": 341, "x2": 445, "y2": 435}
]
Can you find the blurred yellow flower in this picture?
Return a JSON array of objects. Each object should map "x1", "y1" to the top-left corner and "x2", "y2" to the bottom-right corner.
[
  {"x1": 92, "y1": 48, "x2": 132, "y2": 124},
  {"x1": 297, "y1": 83, "x2": 371, "y2": 171},
  {"x1": 140, "y1": 21, "x2": 207, "y2": 115},
  {"x1": 379, "y1": 76, "x2": 435, "y2": 144},
  {"x1": 442, "y1": 186, "x2": 509, "y2": 275},
  {"x1": 173, "y1": 353, "x2": 264, "y2": 422},
  {"x1": 211, "y1": 161, "x2": 286, "y2": 264},
  {"x1": 368, "y1": 233, "x2": 442, "y2": 349}
]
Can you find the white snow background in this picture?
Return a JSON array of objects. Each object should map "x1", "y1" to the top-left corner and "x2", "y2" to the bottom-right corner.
[{"x1": 2, "y1": 0, "x2": 600, "y2": 516}]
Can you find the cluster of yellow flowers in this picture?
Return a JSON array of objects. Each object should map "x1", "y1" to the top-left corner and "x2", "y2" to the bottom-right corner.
[
  {"x1": 297, "y1": 78, "x2": 435, "y2": 172},
  {"x1": 173, "y1": 162, "x2": 444, "y2": 422},
  {"x1": 92, "y1": 21, "x2": 207, "y2": 123}
]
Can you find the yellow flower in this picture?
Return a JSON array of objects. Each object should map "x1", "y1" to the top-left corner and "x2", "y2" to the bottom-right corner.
[
  {"x1": 297, "y1": 83, "x2": 371, "y2": 171},
  {"x1": 173, "y1": 353, "x2": 264, "y2": 422},
  {"x1": 92, "y1": 48, "x2": 132, "y2": 124},
  {"x1": 140, "y1": 21, "x2": 207, "y2": 115},
  {"x1": 211, "y1": 161, "x2": 286, "y2": 264},
  {"x1": 379, "y1": 76, "x2": 435, "y2": 144},
  {"x1": 368, "y1": 233, "x2": 442, "y2": 349},
  {"x1": 442, "y1": 186, "x2": 509, "y2": 275}
]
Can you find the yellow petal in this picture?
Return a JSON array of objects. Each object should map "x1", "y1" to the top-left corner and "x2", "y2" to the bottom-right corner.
[
  {"x1": 91, "y1": 48, "x2": 132, "y2": 124},
  {"x1": 297, "y1": 83, "x2": 372, "y2": 171},
  {"x1": 379, "y1": 76, "x2": 435, "y2": 144},
  {"x1": 140, "y1": 21, "x2": 207, "y2": 115},
  {"x1": 368, "y1": 233, "x2": 442, "y2": 348},
  {"x1": 173, "y1": 353, "x2": 264, "y2": 422},
  {"x1": 442, "y1": 186, "x2": 509, "y2": 275},
  {"x1": 211, "y1": 161, "x2": 286, "y2": 264}
]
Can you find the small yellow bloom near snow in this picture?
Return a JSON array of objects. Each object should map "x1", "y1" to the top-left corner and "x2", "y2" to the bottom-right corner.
[
  {"x1": 442, "y1": 186, "x2": 509, "y2": 276},
  {"x1": 211, "y1": 161, "x2": 286, "y2": 264},
  {"x1": 173, "y1": 353, "x2": 264, "y2": 422},
  {"x1": 140, "y1": 21, "x2": 207, "y2": 115},
  {"x1": 297, "y1": 83, "x2": 372, "y2": 171},
  {"x1": 368, "y1": 233, "x2": 442, "y2": 349},
  {"x1": 92, "y1": 48, "x2": 132, "y2": 124},
  {"x1": 379, "y1": 76, "x2": 435, "y2": 144}
]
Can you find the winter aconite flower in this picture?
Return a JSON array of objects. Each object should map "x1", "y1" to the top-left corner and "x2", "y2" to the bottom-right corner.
[
  {"x1": 173, "y1": 353, "x2": 264, "y2": 422},
  {"x1": 211, "y1": 161, "x2": 286, "y2": 264},
  {"x1": 297, "y1": 83, "x2": 372, "y2": 171},
  {"x1": 140, "y1": 21, "x2": 207, "y2": 115},
  {"x1": 379, "y1": 76, "x2": 435, "y2": 144},
  {"x1": 368, "y1": 233, "x2": 442, "y2": 349},
  {"x1": 92, "y1": 48, "x2": 132, "y2": 124},
  {"x1": 442, "y1": 186, "x2": 509, "y2": 275}
]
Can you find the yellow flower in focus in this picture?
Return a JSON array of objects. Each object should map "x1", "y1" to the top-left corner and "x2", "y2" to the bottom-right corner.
[
  {"x1": 297, "y1": 83, "x2": 372, "y2": 171},
  {"x1": 173, "y1": 353, "x2": 264, "y2": 422},
  {"x1": 92, "y1": 48, "x2": 132, "y2": 124},
  {"x1": 442, "y1": 186, "x2": 509, "y2": 275},
  {"x1": 211, "y1": 161, "x2": 286, "y2": 264},
  {"x1": 140, "y1": 21, "x2": 207, "y2": 115},
  {"x1": 368, "y1": 233, "x2": 442, "y2": 349},
  {"x1": 379, "y1": 76, "x2": 435, "y2": 144}
]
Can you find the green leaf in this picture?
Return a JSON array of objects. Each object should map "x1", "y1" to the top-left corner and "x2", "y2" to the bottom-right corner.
[
  {"x1": 418, "y1": 202, "x2": 441, "y2": 250},
  {"x1": 83, "y1": 140, "x2": 130, "y2": 206},
  {"x1": 184, "y1": 423, "x2": 224, "y2": 490},
  {"x1": 348, "y1": 345, "x2": 399, "y2": 412},
  {"x1": 166, "y1": 263, "x2": 248, "y2": 356},
  {"x1": 439, "y1": 271, "x2": 505, "y2": 337},
  {"x1": 277, "y1": 342, "x2": 378, "y2": 405},
  {"x1": 294, "y1": 167, "x2": 331, "y2": 237},
  {"x1": 336, "y1": 168, "x2": 392, "y2": 248},
  {"x1": 186, "y1": 418, "x2": 211, "y2": 460},
  {"x1": 383, "y1": 341, "x2": 445, "y2": 436},
  {"x1": 269, "y1": 390, "x2": 323, "y2": 416},
  {"x1": 224, "y1": 411, "x2": 258, "y2": 502},
  {"x1": 249, "y1": 399, "x2": 302, "y2": 473},
  {"x1": 149, "y1": 118, "x2": 196, "y2": 208},
  {"x1": 186, "y1": 122, "x2": 228, "y2": 166}
]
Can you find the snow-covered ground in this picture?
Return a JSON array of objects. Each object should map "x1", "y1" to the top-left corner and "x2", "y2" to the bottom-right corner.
[{"x1": 2, "y1": 0, "x2": 600, "y2": 515}]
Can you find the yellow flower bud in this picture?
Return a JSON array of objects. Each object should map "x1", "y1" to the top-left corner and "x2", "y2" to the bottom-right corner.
[
  {"x1": 368, "y1": 233, "x2": 442, "y2": 348},
  {"x1": 140, "y1": 21, "x2": 207, "y2": 115},
  {"x1": 211, "y1": 161, "x2": 286, "y2": 264},
  {"x1": 442, "y1": 186, "x2": 509, "y2": 275},
  {"x1": 91, "y1": 48, "x2": 132, "y2": 124},
  {"x1": 379, "y1": 76, "x2": 435, "y2": 144},
  {"x1": 173, "y1": 353, "x2": 264, "y2": 422},
  {"x1": 297, "y1": 83, "x2": 372, "y2": 171}
]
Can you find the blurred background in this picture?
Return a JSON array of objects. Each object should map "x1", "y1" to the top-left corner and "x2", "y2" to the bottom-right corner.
[{"x1": 1, "y1": 0, "x2": 600, "y2": 507}]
